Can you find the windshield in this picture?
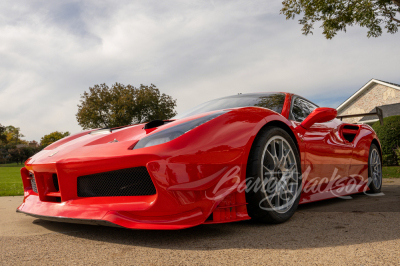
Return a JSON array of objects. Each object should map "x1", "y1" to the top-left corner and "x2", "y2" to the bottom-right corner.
[{"x1": 174, "y1": 93, "x2": 286, "y2": 119}]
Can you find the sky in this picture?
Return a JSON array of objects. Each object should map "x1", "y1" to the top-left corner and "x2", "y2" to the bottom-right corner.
[{"x1": 1, "y1": 0, "x2": 399, "y2": 142}]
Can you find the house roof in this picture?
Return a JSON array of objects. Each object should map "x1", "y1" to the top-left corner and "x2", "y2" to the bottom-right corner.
[
  {"x1": 359, "y1": 102, "x2": 400, "y2": 122},
  {"x1": 337, "y1": 79, "x2": 400, "y2": 112},
  {"x1": 375, "y1": 79, "x2": 400, "y2": 87}
]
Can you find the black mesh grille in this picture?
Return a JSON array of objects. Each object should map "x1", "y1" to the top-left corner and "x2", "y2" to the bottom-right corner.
[
  {"x1": 77, "y1": 167, "x2": 156, "y2": 197},
  {"x1": 29, "y1": 172, "x2": 38, "y2": 193}
]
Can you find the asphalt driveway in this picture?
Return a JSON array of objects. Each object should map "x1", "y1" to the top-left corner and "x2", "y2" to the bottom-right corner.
[{"x1": 1, "y1": 179, "x2": 399, "y2": 265}]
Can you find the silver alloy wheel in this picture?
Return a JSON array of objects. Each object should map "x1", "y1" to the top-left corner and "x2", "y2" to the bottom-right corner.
[
  {"x1": 370, "y1": 149, "x2": 382, "y2": 189},
  {"x1": 261, "y1": 136, "x2": 298, "y2": 213}
]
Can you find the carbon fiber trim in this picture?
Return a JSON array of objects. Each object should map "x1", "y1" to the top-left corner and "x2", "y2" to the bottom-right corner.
[{"x1": 16, "y1": 209, "x2": 122, "y2": 228}]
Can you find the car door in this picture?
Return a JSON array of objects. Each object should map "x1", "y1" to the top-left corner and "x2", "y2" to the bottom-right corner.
[{"x1": 289, "y1": 96, "x2": 353, "y2": 194}]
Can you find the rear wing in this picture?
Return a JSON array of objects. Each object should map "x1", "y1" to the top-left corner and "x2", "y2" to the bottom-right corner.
[{"x1": 336, "y1": 107, "x2": 383, "y2": 126}]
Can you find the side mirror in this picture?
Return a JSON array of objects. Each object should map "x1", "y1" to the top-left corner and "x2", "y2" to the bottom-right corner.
[{"x1": 300, "y1": 107, "x2": 337, "y2": 130}]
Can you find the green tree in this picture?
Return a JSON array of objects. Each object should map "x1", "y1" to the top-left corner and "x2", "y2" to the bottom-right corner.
[
  {"x1": 372, "y1": 115, "x2": 400, "y2": 166},
  {"x1": 0, "y1": 147, "x2": 8, "y2": 164},
  {"x1": 8, "y1": 148, "x2": 23, "y2": 164},
  {"x1": 0, "y1": 123, "x2": 7, "y2": 144},
  {"x1": 76, "y1": 83, "x2": 136, "y2": 129},
  {"x1": 4, "y1": 126, "x2": 25, "y2": 145},
  {"x1": 40, "y1": 131, "x2": 70, "y2": 148},
  {"x1": 133, "y1": 84, "x2": 177, "y2": 123},
  {"x1": 76, "y1": 83, "x2": 177, "y2": 129},
  {"x1": 19, "y1": 146, "x2": 38, "y2": 162},
  {"x1": 7, "y1": 146, "x2": 38, "y2": 164},
  {"x1": 281, "y1": 0, "x2": 400, "y2": 39}
]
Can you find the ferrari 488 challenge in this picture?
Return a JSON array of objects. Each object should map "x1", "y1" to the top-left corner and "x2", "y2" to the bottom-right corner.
[{"x1": 17, "y1": 92, "x2": 383, "y2": 229}]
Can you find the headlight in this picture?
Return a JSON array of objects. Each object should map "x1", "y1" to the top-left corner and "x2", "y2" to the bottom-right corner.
[{"x1": 133, "y1": 111, "x2": 228, "y2": 149}]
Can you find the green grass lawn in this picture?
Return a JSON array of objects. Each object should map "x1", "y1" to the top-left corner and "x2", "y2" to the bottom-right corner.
[
  {"x1": 0, "y1": 163, "x2": 23, "y2": 167},
  {"x1": 382, "y1": 166, "x2": 400, "y2": 179},
  {"x1": 0, "y1": 163, "x2": 24, "y2": 196},
  {"x1": 0, "y1": 164, "x2": 399, "y2": 196}
]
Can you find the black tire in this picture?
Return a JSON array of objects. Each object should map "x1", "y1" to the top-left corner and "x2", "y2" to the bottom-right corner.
[
  {"x1": 245, "y1": 126, "x2": 302, "y2": 224},
  {"x1": 368, "y1": 143, "x2": 382, "y2": 193}
]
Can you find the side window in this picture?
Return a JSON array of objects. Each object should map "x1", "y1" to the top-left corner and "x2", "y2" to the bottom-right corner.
[{"x1": 291, "y1": 97, "x2": 318, "y2": 122}]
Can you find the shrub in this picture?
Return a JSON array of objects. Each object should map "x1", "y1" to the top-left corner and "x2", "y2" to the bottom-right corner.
[
  {"x1": 372, "y1": 115, "x2": 400, "y2": 166},
  {"x1": 395, "y1": 147, "x2": 400, "y2": 166}
]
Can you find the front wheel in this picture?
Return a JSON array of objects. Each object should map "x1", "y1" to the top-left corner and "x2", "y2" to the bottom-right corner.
[
  {"x1": 368, "y1": 143, "x2": 382, "y2": 193},
  {"x1": 245, "y1": 126, "x2": 302, "y2": 224}
]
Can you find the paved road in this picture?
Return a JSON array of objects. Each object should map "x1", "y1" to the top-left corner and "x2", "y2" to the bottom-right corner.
[{"x1": 1, "y1": 179, "x2": 400, "y2": 265}]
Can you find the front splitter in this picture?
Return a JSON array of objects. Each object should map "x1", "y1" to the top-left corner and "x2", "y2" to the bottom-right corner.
[{"x1": 16, "y1": 209, "x2": 122, "y2": 228}]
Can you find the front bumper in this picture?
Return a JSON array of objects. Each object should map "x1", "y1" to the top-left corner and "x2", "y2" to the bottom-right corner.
[
  {"x1": 17, "y1": 194, "x2": 205, "y2": 229},
  {"x1": 17, "y1": 154, "x2": 250, "y2": 229}
]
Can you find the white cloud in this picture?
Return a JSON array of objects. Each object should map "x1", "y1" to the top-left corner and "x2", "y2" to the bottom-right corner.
[{"x1": 0, "y1": 0, "x2": 399, "y2": 141}]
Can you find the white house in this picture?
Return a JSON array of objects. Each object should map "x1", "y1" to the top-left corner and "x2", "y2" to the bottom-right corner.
[{"x1": 337, "y1": 79, "x2": 400, "y2": 124}]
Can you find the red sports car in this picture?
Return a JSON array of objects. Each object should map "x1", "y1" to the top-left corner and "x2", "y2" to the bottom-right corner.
[{"x1": 17, "y1": 92, "x2": 383, "y2": 229}]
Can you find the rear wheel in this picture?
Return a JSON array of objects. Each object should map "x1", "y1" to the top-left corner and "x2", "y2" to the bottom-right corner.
[
  {"x1": 368, "y1": 143, "x2": 382, "y2": 193},
  {"x1": 246, "y1": 126, "x2": 302, "y2": 223}
]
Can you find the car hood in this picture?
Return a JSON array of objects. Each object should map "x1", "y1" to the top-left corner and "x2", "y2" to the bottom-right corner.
[
  {"x1": 26, "y1": 110, "x2": 230, "y2": 166},
  {"x1": 26, "y1": 123, "x2": 150, "y2": 165}
]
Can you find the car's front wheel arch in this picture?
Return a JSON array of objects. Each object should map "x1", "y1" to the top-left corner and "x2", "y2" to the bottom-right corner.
[
  {"x1": 245, "y1": 124, "x2": 302, "y2": 223},
  {"x1": 257, "y1": 120, "x2": 301, "y2": 162}
]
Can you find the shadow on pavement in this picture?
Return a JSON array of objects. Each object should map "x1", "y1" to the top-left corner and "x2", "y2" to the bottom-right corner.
[
  {"x1": 298, "y1": 179, "x2": 400, "y2": 212},
  {"x1": 32, "y1": 180, "x2": 400, "y2": 251}
]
